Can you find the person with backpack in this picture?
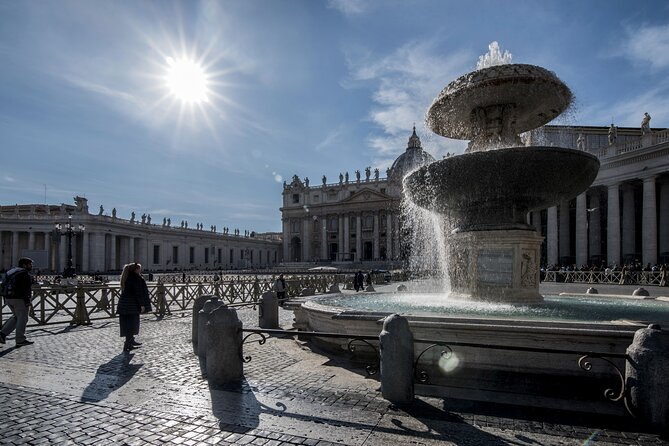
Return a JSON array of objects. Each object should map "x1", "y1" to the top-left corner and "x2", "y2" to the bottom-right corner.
[{"x1": 1, "y1": 257, "x2": 35, "y2": 346}]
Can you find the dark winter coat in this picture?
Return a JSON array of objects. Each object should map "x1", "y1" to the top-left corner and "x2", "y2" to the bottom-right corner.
[
  {"x1": 117, "y1": 272, "x2": 152, "y2": 315},
  {"x1": 5, "y1": 267, "x2": 32, "y2": 304}
]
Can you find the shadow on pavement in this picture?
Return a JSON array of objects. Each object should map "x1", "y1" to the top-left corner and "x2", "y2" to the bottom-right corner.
[{"x1": 80, "y1": 352, "x2": 142, "y2": 402}]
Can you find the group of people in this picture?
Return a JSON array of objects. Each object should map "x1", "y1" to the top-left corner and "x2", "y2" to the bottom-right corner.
[
  {"x1": 1, "y1": 258, "x2": 152, "y2": 352},
  {"x1": 354, "y1": 271, "x2": 372, "y2": 292}
]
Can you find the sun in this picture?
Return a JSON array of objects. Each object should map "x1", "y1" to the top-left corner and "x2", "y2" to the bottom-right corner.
[{"x1": 165, "y1": 57, "x2": 209, "y2": 103}]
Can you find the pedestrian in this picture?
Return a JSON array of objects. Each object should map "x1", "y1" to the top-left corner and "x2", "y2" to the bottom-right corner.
[
  {"x1": 354, "y1": 271, "x2": 364, "y2": 292},
  {"x1": 274, "y1": 274, "x2": 287, "y2": 305},
  {"x1": 117, "y1": 262, "x2": 152, "y2": 352},
  {"x1": 1, "y1": 257, "x2": 35, "y2": 347}
]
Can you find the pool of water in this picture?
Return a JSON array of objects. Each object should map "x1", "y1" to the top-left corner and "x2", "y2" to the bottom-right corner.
[{"x1": 314, "y1": 293, "x2": 669, "y2": 323}]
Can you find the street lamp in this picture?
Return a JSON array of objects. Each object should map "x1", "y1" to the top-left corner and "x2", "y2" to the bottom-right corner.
[{"x1": 53, "y1": 213, "x2": 85, "y2": 277}]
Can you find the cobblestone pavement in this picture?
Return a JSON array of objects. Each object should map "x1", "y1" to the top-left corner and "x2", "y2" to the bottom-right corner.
[{"x1": 1, "y1": 303, "x2": 668, "y2": 445}]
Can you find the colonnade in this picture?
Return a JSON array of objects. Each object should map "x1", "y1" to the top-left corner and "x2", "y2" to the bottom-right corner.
[{"x1": 540, "y1": 175, "x2": 669, "y2": 267}]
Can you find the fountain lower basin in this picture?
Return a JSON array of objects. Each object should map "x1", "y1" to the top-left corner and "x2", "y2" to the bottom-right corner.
[{"x1": 293, "y1": 292, "x2": 669, "y2": 413}]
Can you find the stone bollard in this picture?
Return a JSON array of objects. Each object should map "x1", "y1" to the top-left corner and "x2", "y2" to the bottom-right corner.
[
  {"x1": 365, "y1": 284, "x2": 375, "y2": 292},
  {"x1": 259, "y1": 291, "x2": 279, "y2": 329},
  {"x1": 207, "y1": 305, "x2": 244, "y2": 387},
  {"x1": 192, "y1": 294, "x2": 216, "y2": 355},
  {"x1": 379, "y1": 314, "x2": 414, "y2": 405},
  {"x1": 626, "y1": 324, "x2": 669, "y2": 435},
  {"x1": 301, "y1": 287, "x2": 315, "y2": 296},
  {"x1": 397, "y1": 284, "x2": 408, "y2": 292},
  {"x1": 586, "y1": 287, "x2": 598, "y2": 294},
  {"x1": 198, "y1": 297, "x2": 225, "y2": 360},
  {"x1": 633, "y1": 287, "x2": 650, "y2": 297},
  {"x1": 328, "y1": 283, "x2": 340, "y2": 293}
]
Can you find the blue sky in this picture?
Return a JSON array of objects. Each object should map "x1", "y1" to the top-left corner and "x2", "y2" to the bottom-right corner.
[{"x1": 2, "y1": 0, "x2": 669, "y2": 233}]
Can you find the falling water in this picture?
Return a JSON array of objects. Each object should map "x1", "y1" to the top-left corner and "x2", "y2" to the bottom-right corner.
[
  {"x1": 400, "y1": 182, "x2": 450, "y2": 293},
  {"x1": 476, "y1": 41, "x2": 512, "y2": 70}
]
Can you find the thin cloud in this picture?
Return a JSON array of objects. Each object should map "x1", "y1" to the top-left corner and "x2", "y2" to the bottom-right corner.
[
  {"x1": 61, "y1": 75, "x2": 143, "y2": 106},
  {"x1": 327, "y1": 0, "x2": 370, "y2": 16},
  {"x1": 314, "y1": 125, "x2": 345, "y2": 152},
  {"x1": 619, "y1": 23, "x2": 669, "y2": 71}
]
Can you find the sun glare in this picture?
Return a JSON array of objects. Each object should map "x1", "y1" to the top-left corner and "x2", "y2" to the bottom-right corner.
[{"x1": 165, "y1": 57, "x2": 209, "y2": 103}]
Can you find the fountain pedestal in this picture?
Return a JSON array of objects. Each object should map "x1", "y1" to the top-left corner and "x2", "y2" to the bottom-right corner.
[{"x1": 448, "y1": 230, "x2": 543, "y2": 304}]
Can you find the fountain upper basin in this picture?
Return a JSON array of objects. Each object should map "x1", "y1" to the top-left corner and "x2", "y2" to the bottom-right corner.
[{"x1": 403, "y1": 146, "x2": 600, "y2": 230}]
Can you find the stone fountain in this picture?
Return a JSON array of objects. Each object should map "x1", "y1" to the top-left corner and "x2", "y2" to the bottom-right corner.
[{"x1": 403, "y1": 63, "x2": 600, "y2": 303}]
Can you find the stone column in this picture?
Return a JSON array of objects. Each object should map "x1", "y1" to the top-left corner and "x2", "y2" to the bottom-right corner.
[
  {"x1": 343, "y1": 214, "x2": 350, "y2": 259},
  {"x1": 642, "y1": 177, "x2": 657, "y2": 266},
  {"x1": 607, "y1": 184, "x2": 621, "y2": 266},
  {"x1": 128, "y1": 236, "x2": 135, "y2": 263},
  {"x1": 393, "y1": 214, "x2": 400, "y2": 260},
  {"x1": 12, "y1": 231, "x2": 19, "y2": 266},
  {"x1": 622, "y1": 184, "x2": 636, "y2": 261},
  {"x1": 558, "y1": 200, "x2": 571, "y2": 265},
  {"x1": 109, "y1": 234, "x2": 117, "y2": 271},
  {"x1": 546, "y1": 206, "x2": 558, "y2": 266},
  {"x1": 588, "y1": 193, "x2": 602, "y2": 263},
  {"x1": 338, "y1": 214, "x2": 344, "y2": 260},
  {"x1": 575, "y1": 193, "x2": 588, "y2": 266},
  {"x1": 82, "y1": 231, "x2": 89, "y2": 272},
  {"x1": 660, "y1": 180, "x2": 669, "y2": 258},
  {"x1": 28, "y1": 231, "x2": 35, "y2": 250},
  {"x1": 303, "y1": 217, "x2": 311, "y2": 261},
  {"x1": 320, "y1": 218, "x2": 327, "y2": 260},
  {"x1": 373, "y1": 212, "x2": 380, "y2": 260},
  {"x1": 282, "y1": 218, "x2": 289, "y2": 263},
  {"x1": 355, "y1": 214, "x2": 362, "y2": 262},
  {"x1": 386, "y1": 213, "x2": 393, "y2": 260},
  {"x1": 58, "y1": 234, "x2": 67, "y2": 272}
]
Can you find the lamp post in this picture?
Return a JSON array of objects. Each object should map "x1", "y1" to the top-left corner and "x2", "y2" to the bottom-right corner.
[{"x1": 53, "y1": 213, "x2": 85, "y2": 277}]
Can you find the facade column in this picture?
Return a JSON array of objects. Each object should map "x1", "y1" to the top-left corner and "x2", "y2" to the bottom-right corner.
[
  {"x1": 575, "y1": 193, "x2": 588, "y2": 267},
  {"x1": 343, "y1": 214, "x2": 350, "y2": 259},
  {"x1": 320, "y1": 217, "x2": 327, "y2": 260},
  {"x1": 660, "y1": 180, "x2": 669, "y2": 258},
  {"x1": 58, "y1": 235, "x2": 67, "y2": 272},
  {"x1": 282, "y1": 219, "x2": 289, "y2": 263},
  {"x1": 338, "y1": 215, "x2": 344, "y2": 261},
  {"x1": 303, "y1": 217, "x2": 311, "y2": 262},
  {"x1": 12, "y1": 231, "x2": 20, "y2": 266},
  {"x1": 558, "y1": 200, "x2": 570, "y2": 265},
  {"x1": 128, "y1": 236, "x2": 135, "y2": 263},
  {"x1": 588, "y1": 193, "x2": 602, "y2": 263},
  {"x1": 547, "y1": 206, "x2": 558, "y2": 266},
  {"x1": 28, "y1": 231, "x2": 35, "y2": 250},
  {"x1": 393, "y1": 214, "x2": 400, "y2": 260},
  {"x1": 355, "y1": 214, "x2": 362, "y2": 262},
  {"x1": 0, "y1": 231, "x2": 3, "y2": 269},
  {"x1": 109, "y1": 234, "x2": 117, "y2": 271},
  {"x1": 642, "y1": 176, "x2": 657, "y2": 266},
  {"x1": 386, "y1": 213, "x2": 392, "y2": 260},
  {"x1": 82, "y1": 231, "x2": 90, "y2": 272},
  {"x1": 373, "y1": 212, "x2": 380, "y2": 260},
  {"x1": 607, "y1": 184, "x2": 621, "y2": 266},
  {"x1": 621, "y1": 184, "x2": 636, "y2": 261}
]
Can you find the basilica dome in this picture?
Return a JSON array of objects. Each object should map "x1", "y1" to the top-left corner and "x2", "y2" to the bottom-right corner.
[{"x1": 388, "y1": 126, "x2": 436, "y2": 185}]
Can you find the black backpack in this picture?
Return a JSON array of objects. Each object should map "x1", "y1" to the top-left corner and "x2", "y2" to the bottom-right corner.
[{"x1": 0, "y1": 271, "x2": 19, "y2": 299}]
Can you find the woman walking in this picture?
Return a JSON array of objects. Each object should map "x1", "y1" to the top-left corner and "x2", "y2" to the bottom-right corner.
[{"x1": 117, "y1": 262, "x2": 152, "y2": 352}]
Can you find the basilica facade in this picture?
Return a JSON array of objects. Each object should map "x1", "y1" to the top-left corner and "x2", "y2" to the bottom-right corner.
[
  {"x1": 0, "y1": 197, "x2": 282, "y2": 273},
  {"x1": 280, "y1": 127, "x2": 434, "y2": 264}
]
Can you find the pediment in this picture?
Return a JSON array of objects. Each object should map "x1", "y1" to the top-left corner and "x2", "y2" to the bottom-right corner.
[{"x1": 341, "y1": 188, "x2": 391, "y2": 204}]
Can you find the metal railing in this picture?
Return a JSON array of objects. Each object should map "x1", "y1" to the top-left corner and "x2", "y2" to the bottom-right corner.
[
  {"x1": 2, "y1": 275, "x2": 342, "y2": 327},
  {"x1": 543, "y1": 270, "x2": 667, "y2": 286}
]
